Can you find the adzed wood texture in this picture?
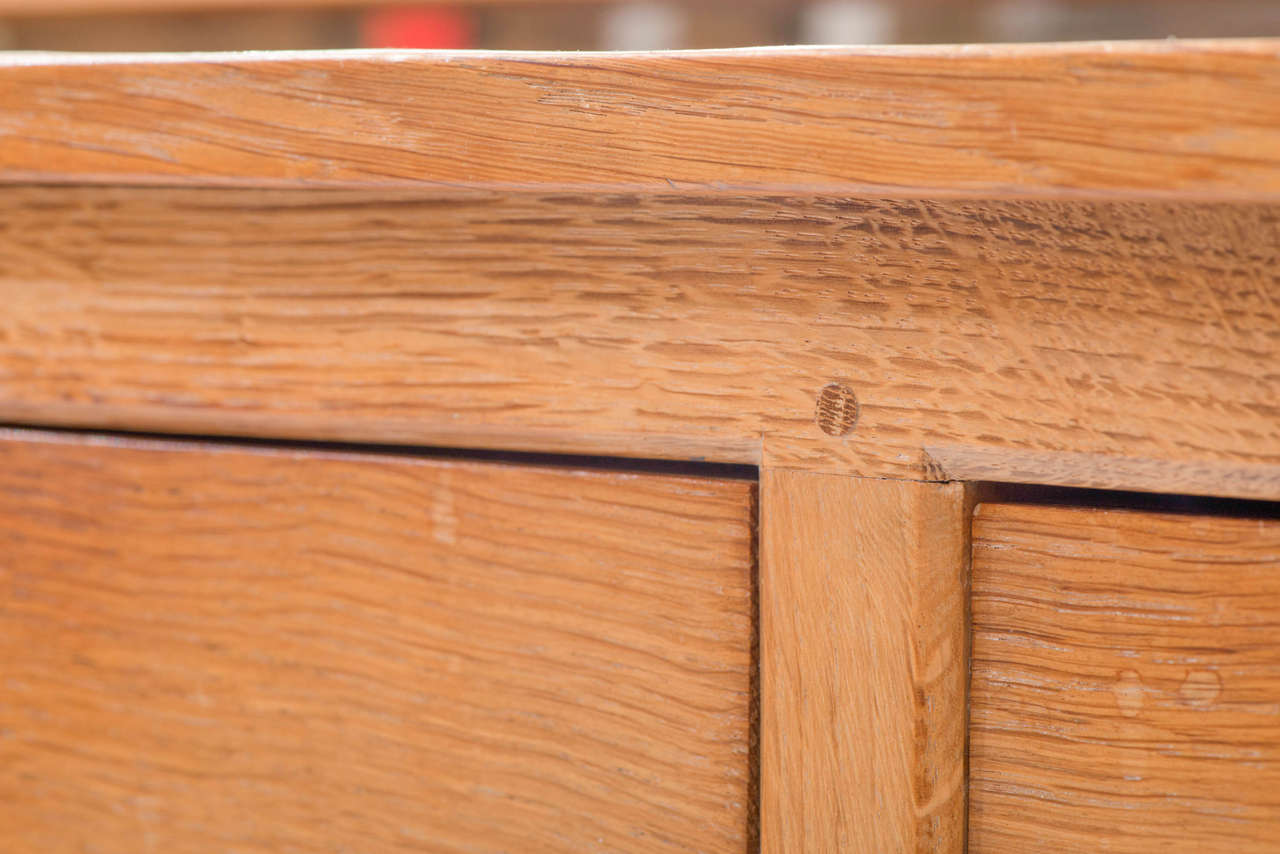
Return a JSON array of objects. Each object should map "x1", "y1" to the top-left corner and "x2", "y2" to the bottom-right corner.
[
  {"x1": 0, "y1": 187, "x2": 1275, "y2": 498},
  {"x1": 760, "y1": 471, "x2": 968, "y2": 852},
  {"x1": 970, "y1": 502, "x2": 1280, "y2": 853},
  {"x1": 0, "y1": 427, "x2": 756, "y2": 853},
  {"x1": 2, "y1": 41, "x2": 1280, "y2": 197}
]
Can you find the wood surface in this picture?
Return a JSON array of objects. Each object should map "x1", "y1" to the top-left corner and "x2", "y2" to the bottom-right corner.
[
  {"x1": 969, "y1": 502, "x2": 1280, "y2": 853},
  {"x1": 760, "y1": 471, "x2": 968, "y2": 852},
  {"x1": 1, "y1": 187, "x2": 1275, "y2": 498},
  {"x1": 924, "y1": 446, "x2": 1280, "y2": 501},
  {"x1": 2, "y1": 41, "x2": 1280, "y2": 197},
  {"x1": 0, "y1": 426, "x2": 756, "y2": 853}
]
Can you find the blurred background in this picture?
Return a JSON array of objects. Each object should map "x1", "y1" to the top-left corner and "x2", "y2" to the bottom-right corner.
[{"x1": 0, "y1": 0, "x2": 1276, "y2": 52}]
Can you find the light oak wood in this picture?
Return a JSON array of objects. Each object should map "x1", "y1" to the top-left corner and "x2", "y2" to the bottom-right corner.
[
  {"x1": 0, "y1": 426, "x2": 756, "y2": 853},
  {"x1": 1, "y1": 187, "x2": 1275, "y2": 498},
  {"x1": 760, "y1": 470, "x2": 968, "y2": 852},
  {"x1": 923, "y1": 446, "x2": 1280, "y2": 501},
  {"x1": 970, "y1": 502, "x2": 1280, "y2": 853},
  {"x1": 2, "y1": 42, "x2": 1280, "y2": 197}
]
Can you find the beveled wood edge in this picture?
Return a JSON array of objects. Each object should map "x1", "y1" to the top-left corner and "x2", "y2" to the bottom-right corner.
[
  {"x1": 3, "y1": 40, "x2": 1280, "y2": 198},
  {"x1": 6, "y1": 39, "x2": 1272, "y2": 66},
  {"x1": 923, "y1": 446, "x2": 1280, "y2": 502}
]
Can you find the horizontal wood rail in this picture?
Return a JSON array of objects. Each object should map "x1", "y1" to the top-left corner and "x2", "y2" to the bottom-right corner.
[
  {"x1": 1, "y1": 185, "x2": 1276, "y2": 499},
  {"x1": 1, "y1": 44, "x2": 1277, "y2": 499},
  {"x1": 3, "y1": 41, "x2": 1280, "y2": 198}
]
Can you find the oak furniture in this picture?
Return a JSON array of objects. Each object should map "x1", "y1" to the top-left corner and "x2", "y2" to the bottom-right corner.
[{"x1": 0, "y1": 40, "x2": 1277, "y2": 852}]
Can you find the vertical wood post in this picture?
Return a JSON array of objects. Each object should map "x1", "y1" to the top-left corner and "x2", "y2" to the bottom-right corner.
[{"x1": 760, "y1": 470, "x2": 968, "y2": 852}]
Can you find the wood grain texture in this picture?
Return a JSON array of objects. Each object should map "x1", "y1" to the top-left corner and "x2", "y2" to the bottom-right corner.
[
  {"x1": 970, "y1": 502, "x2": 1280, "y2": 853},
  {"x1": 760, "y1": 471, "x2": 968, "y2": 852},
  {"x1": 1, "y1": 187, "x2": 1276, "y2": 497},
  {"x1": 0, "y1": 427, "x2": 756, "y2": 853},
  {"x1": 3, "y1": 41, "x2": 1280, "y2": 197},
  {"x1": 924, "y1": 446, "x2": 1280, "y2": 501}
]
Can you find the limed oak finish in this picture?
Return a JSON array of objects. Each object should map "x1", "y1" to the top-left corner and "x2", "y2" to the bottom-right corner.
[
  {"x1": 970, "y1": 503, "x2": 1280, "y2": 853},
  {"x1": 0, "y1": 429, "x2": 756, "y2": 853}
]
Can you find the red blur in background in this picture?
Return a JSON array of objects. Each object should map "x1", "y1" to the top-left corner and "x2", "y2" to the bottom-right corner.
[{"x1": 361, "y1": 6, "x2": 476, "y2": 48}]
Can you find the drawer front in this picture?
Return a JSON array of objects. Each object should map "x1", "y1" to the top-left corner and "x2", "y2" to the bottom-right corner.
[
  {"x1": 0, "y1": 430, "x2": 755, "y2": 853},
  {"x1": 970, "y1": 503, "x2": 1280, "y2": 853}
]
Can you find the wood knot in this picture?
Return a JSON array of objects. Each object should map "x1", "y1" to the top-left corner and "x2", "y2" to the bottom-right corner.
[
  {"x1": 815, "y1": 383, "x2": 859, "y2": 436},
  {"x1": 1179, "y1": 670, "x2": 1221, "y2": 708}
]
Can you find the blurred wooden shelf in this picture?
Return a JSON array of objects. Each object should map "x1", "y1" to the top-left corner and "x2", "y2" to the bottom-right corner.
[{"x1": 0, "y1": 0, "x2": 618, "y2": 15}]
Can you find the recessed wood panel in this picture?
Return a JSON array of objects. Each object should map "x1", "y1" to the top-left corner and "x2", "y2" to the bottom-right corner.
[
  {"x1": 0, "y1": 428, "x2": 756, "y2": 853},
  {"x1": 0, "y1": 188, "x2": 1276, "y2": 497},
  {"x1": 970, "y1": 502, "x2": 1280, "y2": 853}
]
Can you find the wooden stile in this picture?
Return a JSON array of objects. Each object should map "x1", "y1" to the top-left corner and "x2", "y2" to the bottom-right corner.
[{"x1": 760, "y1": 470, "x2": 969, "y2": 852}]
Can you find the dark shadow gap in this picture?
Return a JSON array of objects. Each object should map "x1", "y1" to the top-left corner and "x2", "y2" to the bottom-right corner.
[
  {"x1": 745, "y1": 482, "x2": 761, "y2": 854},
  {"x1": 0, "y1": 421, "x2": 758, "y2": 481},
  {"x1": 971, "y1": 481, "x2": 1280, "y2": 519}
]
